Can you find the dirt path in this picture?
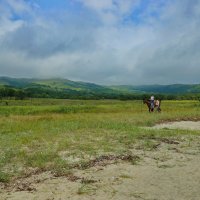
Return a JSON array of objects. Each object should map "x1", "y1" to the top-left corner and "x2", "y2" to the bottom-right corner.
[{"x1": 1, "y1": 135, "x2": 200, "y2": 200}]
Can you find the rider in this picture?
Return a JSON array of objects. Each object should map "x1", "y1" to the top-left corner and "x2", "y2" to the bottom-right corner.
[{"x1": 150, "y1": 95, "x2": 154, "y2": 109}]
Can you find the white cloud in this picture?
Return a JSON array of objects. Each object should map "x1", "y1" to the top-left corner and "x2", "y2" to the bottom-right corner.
[
  {"x1": 0, "y1": 0, "x2": 200, "y2": 84},
  {"x1": 0, "y1": 0, "x2": 31, "y2": 36},
  {"x1": 79, "y1": 0, "x2": 113, "y2": 11},
  {"x1": 78, "y1": 0, "x2": 140, "y2": 25},
  {"x1": 6, "y1": 0, "x2": 31, "y2": 13},
  {"x1": 0, "y1": 18, "x2": 24, "y2": 37}
]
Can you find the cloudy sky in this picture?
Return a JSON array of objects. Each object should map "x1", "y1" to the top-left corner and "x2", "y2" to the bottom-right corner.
[{"x1": 0, "y1": 0, "x2": 200, "y2": 85}]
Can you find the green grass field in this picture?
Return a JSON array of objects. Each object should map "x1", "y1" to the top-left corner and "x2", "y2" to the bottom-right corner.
[{"x1": 0, "y1": 99, "x2": 200, "y2": 183}]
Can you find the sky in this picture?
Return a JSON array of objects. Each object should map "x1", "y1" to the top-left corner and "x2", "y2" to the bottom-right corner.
[{"x1": 0, "y1": 0, "x2": 200, "y2": 85}]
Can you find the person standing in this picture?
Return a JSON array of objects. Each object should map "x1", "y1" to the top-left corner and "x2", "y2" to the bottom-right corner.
[{"x1": 150, "y1": 95, "x2": 154, "y2": 109}]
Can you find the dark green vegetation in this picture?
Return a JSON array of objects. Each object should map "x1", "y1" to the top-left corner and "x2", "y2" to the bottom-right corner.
[
  {"x1": 0, "y1": 99, "x2": 200, "y2": 183},
  {"x1": 0, "y1": 77, "x2": 200, "y2": 100},
  {"x1": 0, "y1": 77, "x2": 119, "y2": 100},
  {"x1": 111, "y1": 84, "x2": 200, "y2": 94}
]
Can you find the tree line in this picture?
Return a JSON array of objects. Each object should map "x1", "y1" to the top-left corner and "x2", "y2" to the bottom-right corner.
[{"x1": 0, "y1": 86, "x2": 199, "y2": 101}]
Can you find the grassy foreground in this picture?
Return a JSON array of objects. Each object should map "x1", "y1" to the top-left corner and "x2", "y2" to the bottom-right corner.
[{"x1": 0, "y1": 99, "x2": 200, "y2": 183}]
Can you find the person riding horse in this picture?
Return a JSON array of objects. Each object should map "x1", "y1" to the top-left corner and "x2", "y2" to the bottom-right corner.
[
  {"x1": 143, "y1": 96, "x2": 161, "y2": 112},
  {"x1": 150, "y1": 96, "x2": 154, "y2": 110}
]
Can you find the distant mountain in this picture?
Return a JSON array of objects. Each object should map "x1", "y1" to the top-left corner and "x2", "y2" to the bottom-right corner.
[
  {"x1": 0, "y1": 77, "x2": 122, "y2": 99},
  {"x1": 110, "y1": 84, "x2": 200, "y2": 94},
  {"x1": 0, "y1": 77, "x2": 33, "y2": 88},
  {"x1": 0, "y1": 77, "x2": 114, "y2": 93},
  {"x1": 0, "y1": 77, "x2": 200, "y2": 100}
]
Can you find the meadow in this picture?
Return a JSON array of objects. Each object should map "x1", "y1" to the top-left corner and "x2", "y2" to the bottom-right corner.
[{"x1": 0, "y1": 99, "x2": 200, "y2": 183}]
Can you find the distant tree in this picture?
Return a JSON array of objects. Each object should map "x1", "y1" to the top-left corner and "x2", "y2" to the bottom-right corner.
[{"x1": 15, "y1": 90, "x2": 26, "y2": 100}]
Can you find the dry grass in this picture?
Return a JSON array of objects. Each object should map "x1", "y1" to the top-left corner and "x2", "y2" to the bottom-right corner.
[{"x1": 0, "y1": 99, "x2": 200, "y2": 182}]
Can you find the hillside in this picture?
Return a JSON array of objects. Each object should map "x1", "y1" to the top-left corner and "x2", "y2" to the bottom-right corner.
[
  {"x1": 111, "y1": 84, "x2": 200, "y2": 94},
  {"x1": 0, "y1": 77, "x2": 123, "y2": 100},
  {"x1": 0, "y1": 77, "x2": 116, "y2": 93},
  {"x1": 0, "y1": 77, "x2": 200, "y2": 100}
]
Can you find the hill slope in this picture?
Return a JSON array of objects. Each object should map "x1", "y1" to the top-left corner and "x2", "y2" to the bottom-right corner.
[
  {"x1": 0, "y1": 77, "x2": 200, "y2": 100},
  {"x1": 0, "y1": 77, "x2": 114, "y2": 93},
  {"x1": 0, "y1": 77, "x2": 122, "y2": 99},
  {"x1": 111, "y1": 84, "x2": 200, "y2": 94}
]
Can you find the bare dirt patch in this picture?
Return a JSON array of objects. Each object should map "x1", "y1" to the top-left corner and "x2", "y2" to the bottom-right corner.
[
  {"x1": 1, "y1": 135, "x2": 200, "y2": 200},
  {"x1": 153, "y1": 121, "x2": 200, "y2": 130}
]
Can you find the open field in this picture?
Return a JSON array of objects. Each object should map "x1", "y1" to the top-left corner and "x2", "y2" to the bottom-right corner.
[{"x1": 0, "y1": 99, "x2": 200, "y2": 199}]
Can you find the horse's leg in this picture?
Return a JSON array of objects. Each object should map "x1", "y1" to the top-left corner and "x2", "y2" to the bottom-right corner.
[
  {"x1": 155, "y1": 106, "x2": 158, "y2": 112},
  {"x1": 156, "y1": 106, "x2": 161, "y2": 112}
]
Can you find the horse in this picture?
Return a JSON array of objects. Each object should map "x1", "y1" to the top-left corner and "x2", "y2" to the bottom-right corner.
[{"x1": 143, "y1": 99, "x2": 161, "y2": 113}]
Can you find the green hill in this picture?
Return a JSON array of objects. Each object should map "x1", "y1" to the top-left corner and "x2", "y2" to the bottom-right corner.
[
  {"x1": 0, "y1": 77, "x2": 114, "y2": 93},
  {"x1": 0, "y1": 77, "x2": 200, "y2": 100},
  {"x1": 0, "y1": 77, "x2": 122, "y2": 100},
  {"x1": 111, "y1": 84, "x2": 200, "y2": 94}
]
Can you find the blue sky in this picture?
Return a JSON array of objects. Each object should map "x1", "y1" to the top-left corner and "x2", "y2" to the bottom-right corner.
[
  {"x1": 33, "y1": 0, "x2": 69, "y2": 9},
  {"x1": 0, "y1": 0, "x2": 200, "y2": 85}
]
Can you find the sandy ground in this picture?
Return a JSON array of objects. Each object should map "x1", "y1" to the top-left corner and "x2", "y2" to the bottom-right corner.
[
  {"x1": 1, "y1": 122, "x2": 200, "y2": 200},
  {"x1": 153, "y1": 121, "x2": 200, "y2": 130}
]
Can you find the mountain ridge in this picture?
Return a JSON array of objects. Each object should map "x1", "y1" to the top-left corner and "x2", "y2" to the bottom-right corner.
[
  {"x1": 0, "y1": 77, "x2": 200, "y2": 100},
  {"x1": 0, "y1": 76, "x2": 200, "y2": 94}
]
